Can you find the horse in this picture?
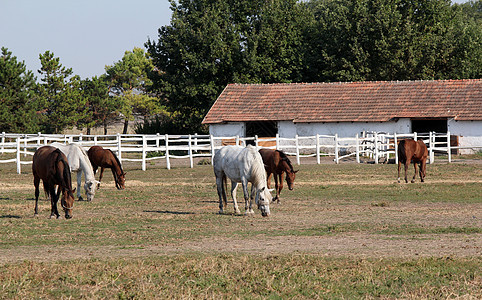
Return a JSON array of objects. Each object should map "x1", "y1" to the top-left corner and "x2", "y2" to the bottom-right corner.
[
  {"x1": 51, "y1": 142, "x2": 99, "y2": 201},
  {"x1": 32, "y1": 146, "x2": 76, "y2": 219},
  {"x1": 397, "y1": 139, "x2": 428, "y2": 183},
  {"x1": 259, "y1": 149, "x2": 298, "y2": 203},
  {"x1": 213, "y1": 145, "x2": 272, "y2": 217},
  {"x1": 87, "y1": 146, "x2": 126, "y2": 190}
]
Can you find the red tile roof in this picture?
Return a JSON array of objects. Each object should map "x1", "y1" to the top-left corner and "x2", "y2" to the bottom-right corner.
[{"x1": 202, "y1": 80, "x2": 482, "y2": 124}]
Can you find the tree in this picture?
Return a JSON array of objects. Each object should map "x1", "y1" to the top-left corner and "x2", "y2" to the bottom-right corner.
[
  {"x1": 81, "y1": 76, "x2": 120, "y2": 135},
  {"x1": 36, "y1": 51, "x2": 88, "y2": 133},
  {"x1": 104, "y1": 47, "x2": 160, "y2": 134},
  {"x1": 304, "y1": 0, "x2": 482, "y2": 82},
  {"x1": 146, "y1": 0, "x2": 306, "y2": 133},
  {"x1": 0, "y1": 47, "x2": 40, "y2": 132}
]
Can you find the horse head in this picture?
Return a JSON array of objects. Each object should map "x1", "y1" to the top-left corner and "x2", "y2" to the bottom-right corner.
[
  {"x1": 255, "y1": 187, "x2": 271, "y2": 217},
  {"x1": 84, "y1": 180, "x2": 99, "y2": 202},
  {"x1": 115, "y1": 172, "x2": 127, "y2": 190},
  {"x1": 61, "y1": 188, "x2": 76, "y2": 219},
  {"x1": 282, "y1": 156, "x2": 298, "y2": 190}
]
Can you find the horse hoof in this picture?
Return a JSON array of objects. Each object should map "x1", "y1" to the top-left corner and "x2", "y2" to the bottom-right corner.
[
  {"x1": 78, "y1": 196, "x2": 83, "y2": 202},
  {"x1": 411, "y1": 180, "x2": 415, "y2": 183}
]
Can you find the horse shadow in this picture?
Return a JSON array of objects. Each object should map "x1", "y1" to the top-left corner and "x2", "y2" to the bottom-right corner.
[
  {"x1": 1, "y1": 214, "x2": 21, "y2": 219},
  {"x1": 144, "y1": 210, "x2": 195, "y2": 215}
]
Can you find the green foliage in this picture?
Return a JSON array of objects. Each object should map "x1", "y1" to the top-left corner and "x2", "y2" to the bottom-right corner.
[
  {"x1": 146, "y1": 0, "x2": 307, "y2": 133},
  {"x1": 105, "y1": 47, "x2": 161, "y2": 134},
  {"x1": 0, "y1": 47, "x2": 40, "y2": 133},
  {"x1": 147, "y1": 0, "x2": 482, "y2": 132},
  {"x1": 80, "y1": 76, "x2": 121, "y2": 134},
  {"x1": 36, "y1": 51, "x2": 89, "y2": 133}
]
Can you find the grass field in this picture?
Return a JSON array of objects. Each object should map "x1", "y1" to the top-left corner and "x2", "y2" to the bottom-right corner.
[{"x1": 0, "y1": 156, "x2": 481, "y2": 299}]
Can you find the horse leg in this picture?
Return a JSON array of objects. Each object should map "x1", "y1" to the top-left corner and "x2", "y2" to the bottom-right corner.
[
  {"x1": 231, "y1": 180, "x2": 241, "y2": 214},
  {"x1": 397, "y1": 161, "x2": 402, "y2": 183},
  {"x1": 277, "y1": 172, "x2": 284, "y2": 204},
  {"x1": 34, "y1": 176, "x2": 40, "y2": 216},
  {"x1": 76, "y1": 170, "x2": 83, "y2": 201},
  {"x1": 273, "y1": 173, "x2": 280, "y2": 203},
  {"x1": 98, "y1": 167, "x2": 105, "y2": 188},
  {"x1": 420, "y1": 160, "x2": 426, "y2": 182},
  {"x1": 404, "y1": 161, "x2": 410, "y2": 183},
  {"x1": 216, "y1": 175, "x2": 225, "y2": 214},
  {"x1": 411, "y1": 162, "x2": 418, "y2": 183},
  {"x1": 246, "y1": 185, "x2": 255, "y2": 215},
  {"x1": 49, "y1": 185, "x2": 60, "y2": 219},
  {"x1": 266, "y1": 172, "x2": 272, "y2": 189}
]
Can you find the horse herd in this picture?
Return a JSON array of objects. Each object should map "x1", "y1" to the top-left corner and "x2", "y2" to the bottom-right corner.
[{"x1": 31, "y1": 138, "x2": 427, "y2": 219}]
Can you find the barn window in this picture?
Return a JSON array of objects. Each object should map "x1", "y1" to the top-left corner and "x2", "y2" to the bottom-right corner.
[
  {"x1": 411, "y1": 119, "x2": 448, "y2": 134},
  {"x1": 245, "y1": 121, "x2": 278, "y2": 146}
]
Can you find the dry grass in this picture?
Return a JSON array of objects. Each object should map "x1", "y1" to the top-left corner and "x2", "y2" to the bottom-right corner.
[{"x1": 0, "y1": 157, "x2": 481, "y2": 298}]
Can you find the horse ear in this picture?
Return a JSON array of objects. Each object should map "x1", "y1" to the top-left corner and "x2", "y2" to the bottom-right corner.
[
  {"x1": 72, "y1": 188, "x2": 76, "y2": 193},
  {"x1": 96, "y1": 180, "x2": 101, "y2": 185},
  {"x1": 268, "y1": 188, "x2": 275, "y2": 193},
  {"x1": 294, "y1": 170, "x2": 299, "y2": 173}
]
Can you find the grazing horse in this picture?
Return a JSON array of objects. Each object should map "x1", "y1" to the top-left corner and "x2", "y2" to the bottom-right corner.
[
  {"x1": 32, "y1": 146, "x2": 76, "y2": 219},
  {"x1": 51, "y1": 142, "x2": 99, "y2": 201},
  {"x1": 87, "y1": 146, "x2": 126, "y2": 190},
  {"x1": 213, "y1": 145, "x2": 272, "y2": 217},
  {"x1": 397, "y1": 139, "x2": 428, "y2": 183},
  {"x1": 259, "y1": 149, "x2": 298, "y2": 203}
]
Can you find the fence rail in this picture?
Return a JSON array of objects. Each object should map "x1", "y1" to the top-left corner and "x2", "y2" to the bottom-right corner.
[{"x1": 1, "y1": 132, "x2": 481, "y2": 174}]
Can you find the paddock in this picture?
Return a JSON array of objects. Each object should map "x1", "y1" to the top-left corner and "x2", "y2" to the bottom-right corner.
[{"x1": 0, "y1": 157, "x2": 480, "y2": 298}]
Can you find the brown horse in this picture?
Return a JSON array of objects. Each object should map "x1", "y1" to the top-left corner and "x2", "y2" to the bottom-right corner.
[
  {"x1": 32, "y1": 146, "x2": 76, "y2": 219},
  {"x1": 87, "y1": 146, "x2": 126, "y2": 189},
  {"x1": 397, "y1": 139, "x2": 428, "y2": 183},
  {"x1": 259, "y1": 149, "x2": 298, "y2": 203}
]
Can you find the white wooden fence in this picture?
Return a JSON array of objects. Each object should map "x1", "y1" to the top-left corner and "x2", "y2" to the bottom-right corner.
[{"x1": 0, "y1": 132, "x2": 480, "y2": 174}]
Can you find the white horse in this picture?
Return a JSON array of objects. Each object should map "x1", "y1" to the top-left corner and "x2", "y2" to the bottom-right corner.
[
  {"x1": 213, "y1": 145, "x2": 272, "y2": 217},
  {"x1": 51, "y1": 142, "x2": 99, "y2": 201}
]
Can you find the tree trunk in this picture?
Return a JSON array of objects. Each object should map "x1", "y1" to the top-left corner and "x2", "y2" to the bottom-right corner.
[{"x1": 123, "y1": 119, "x2": 129, "y2": 134}]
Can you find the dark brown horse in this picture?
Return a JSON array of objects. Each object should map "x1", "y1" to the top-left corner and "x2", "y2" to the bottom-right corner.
[
  {"x1": 87, "y1": 146, "x2": 126, "y2": 189},
  {"x1": 32, "y1": 146, "x2": 76, "y2": 219},
  {"x1": 397, "y1": 139, "x2": 428, "y2": 183},
  {"x1": 259, "y1": 149, "x2": 298, "y2": 203}
]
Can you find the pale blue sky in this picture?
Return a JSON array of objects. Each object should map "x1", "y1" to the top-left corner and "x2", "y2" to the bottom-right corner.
[
  {"x1": 1, "y1": 0, "x2": 172, "y2": 79},
  {"x1": 1, "y1": 0, "x2": 469, "y2": 80}
]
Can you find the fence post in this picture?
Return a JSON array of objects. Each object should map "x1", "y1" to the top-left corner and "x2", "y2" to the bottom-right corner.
[
  {"x1": 316, "y1": 134, "x2": 320, "y2": 164},
  {"x1": 429, "y1": 132, "x2": 434, "y2": 164},
  {"x1": 255, "y1": 135, "x2": 259, "y2": 148},
  {"x1": 334, "y1": 134, "x2": 339, "y2": 164},
  {"x1": 394, "y1": 133, "x2": 398, "y2": 165},
  {"x1": 374, "y1": 132, "x2": 379, "y2": 164},
  {"x1": 295, "y1": 134, "x2": 300, "y2": 165},
  {"x1": 142, "y1": 135, "x2": 147, "y2": 171},
  {"x1": 16, "y1": 137, "x2": 21, "y2": 174},
  {"x1": 1, "y1": 132, "x2": 5, "y2": 151},
  {"x1": 447, "y1": 131, "x2": 451, "y2": 163},
  {"x1": 210, "y1": 135, "x2": 215, "y2": 162},
  {"x1": 188, "y1": 134, "x2": 194, "y2": 168},
  {"x1": 194, "y1": 133, "x2": 198, "y2": 152},
  {"x1": 94, "y1": 135, "x2": 98, "y2": 145},
  {"x1": 356, "y1": 133, "x2": 360, "y2": 163},
  {"x1": 117, "y1": 133, "x2": 122, "y2": 161},
  {"x1": 23, "y1": 134, "x2": 27, "y2": 157},
  {"x1": 235, "y1": 135, "x2": 240, "y2": 146},
  {"x1": 165, "y1": 134, "x2": 170, "y2": 170},
  {"x1": 414, "y1": 132, "x2": 417, "y2": 141},
  {"x1": 156, "y1": 133, "x2": 160, "y2": 148}
]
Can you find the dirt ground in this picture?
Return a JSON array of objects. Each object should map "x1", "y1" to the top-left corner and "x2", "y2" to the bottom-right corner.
[{"x1": 0, "y1": 157, "x2": 481, "y2": 264}]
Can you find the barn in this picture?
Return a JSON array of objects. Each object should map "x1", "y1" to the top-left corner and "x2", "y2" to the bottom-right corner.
[{"x1": 202, "y1": 79, "x2": 482, "y2": 153}]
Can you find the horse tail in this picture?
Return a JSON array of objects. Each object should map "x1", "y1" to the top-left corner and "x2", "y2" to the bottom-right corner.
[
  {"x1": 398, "y1": 140, "x2": 407, "y2": 163},
  {"x1": 54, "y1": 149, "x2": 74, "y2": 196}
]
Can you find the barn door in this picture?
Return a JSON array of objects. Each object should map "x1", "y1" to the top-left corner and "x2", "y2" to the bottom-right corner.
[{"x1": 245, "y1": 121, "x2": 278, "y2": 146}]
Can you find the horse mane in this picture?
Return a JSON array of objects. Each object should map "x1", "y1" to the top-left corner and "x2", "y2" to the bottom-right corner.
[
  {"x1": 108, "y1": 149, "x2": 124, "y2": 173},
  {"x1": 246, "y1": 146, "x2": 267, "y2": 187},
  {"x1": 276, "y1": 150, "x2": 295, "y2": 172}
]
